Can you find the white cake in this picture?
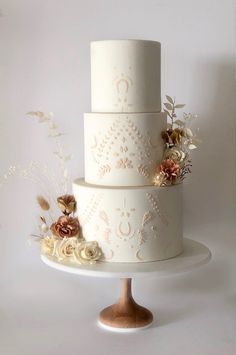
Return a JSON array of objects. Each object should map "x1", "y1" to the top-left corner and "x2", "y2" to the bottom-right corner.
[
  {"x1": 91, "y1": 40, "x2": 161, "y2": 113},
  {"x1": 73, "y1": 39, "x2": 183, "y2": 263},
  {"x1": 74, "y1": 180, "x2": 182, "y2": 262}
]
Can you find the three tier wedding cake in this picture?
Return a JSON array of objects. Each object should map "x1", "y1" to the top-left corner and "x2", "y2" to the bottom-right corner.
[{"x1": 73, "y1": 40, "x2": 183, "y2": 263}]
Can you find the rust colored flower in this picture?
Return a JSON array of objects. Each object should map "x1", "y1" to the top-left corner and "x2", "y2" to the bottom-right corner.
[
  {"x1": 161, "y1": 128, "x2": 185, "y2": 146},
  {"x1": 57, "y1": 194, "x2": 76, "y2": 215},
  {"x1": 50, "y1": 216, "x2": 80, "y2": 238},
  {"x1": 159, "y1": 159, "x2": 180, "y2": 183}
]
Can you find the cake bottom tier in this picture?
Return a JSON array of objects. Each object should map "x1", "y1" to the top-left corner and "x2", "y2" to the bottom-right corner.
[{"x1": 73, "y1": 179, "x2": 183, "y2": 263}]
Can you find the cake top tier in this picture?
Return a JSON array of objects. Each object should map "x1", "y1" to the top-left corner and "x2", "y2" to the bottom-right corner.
[{"x1": 91, "y1": 39, "x2": 161, "y2": 113}]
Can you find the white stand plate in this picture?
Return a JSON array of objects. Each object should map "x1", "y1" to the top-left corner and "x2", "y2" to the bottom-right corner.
[
  {"x1": 41, "y1": 238, "x2": 211, "y2": 332},
  {"x1": 41, "y1": 238, "x2": 211, "y2": 278},
  {"x1": 97, "y1": 319, "x2": 154, "y2": 333}
]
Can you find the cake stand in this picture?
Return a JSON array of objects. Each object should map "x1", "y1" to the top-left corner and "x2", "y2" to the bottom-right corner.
[{"x1": 41, "y1": 238, "x2": 211, "y2": 332}]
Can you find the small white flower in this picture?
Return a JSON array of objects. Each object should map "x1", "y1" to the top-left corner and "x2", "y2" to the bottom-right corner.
[
  {"x1": 48, "y1": 112, "x2": 54, "y2": 118},
  {"x1": 40, "y1": 223, "x2": 49, "y2": 233},
  {"x1": 185, "y1": 128, "x2": 193, "y2": 138},
  {"x1": 188, "y1": 144, "x2": 197, "y2": 150}
]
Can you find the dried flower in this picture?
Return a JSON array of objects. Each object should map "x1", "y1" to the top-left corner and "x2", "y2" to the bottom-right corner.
[
  {"x1": 50, "y1": 216, "x2": 80, "y2": 238},
  {"x1": 74, "y1": 241, "x2": 103, "y2": 264},
  {"x1": 41, "y1": 236, "x2": 56, "y2": 256},
  {"x1": 159, "y1": 159, "x2": 180, "y2": 183},
  {"x1": 163, "y1": 147, "x2": 187, "y2": 167},
  {"x1": 178, "y1": 160, "x2": 192, "y2": 181},
  {"x1": 153, "y1": 171, "x2": 169, "y2": 187},
  {"x1": 40, "y1": 216, "x2": 46, "y2": 224},
  {"x1": 161, "y1": 128, "x2": 185, "y2": 146},
  {"x1": 57, "y1": 195, "x2": 76, "y2": 215},
  {"x1": 37, "y1": 195, "x2": 50, "y2": 211}
]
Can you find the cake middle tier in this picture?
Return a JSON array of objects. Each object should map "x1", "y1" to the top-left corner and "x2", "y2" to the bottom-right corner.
[{"x1": 84, "y1": 112, "x2": 167, "y2": 186}]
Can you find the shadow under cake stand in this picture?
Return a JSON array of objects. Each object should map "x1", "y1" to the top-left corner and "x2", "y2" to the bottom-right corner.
[{"x1": 41, "y1": 238, "x2": 211, "y2": 332}]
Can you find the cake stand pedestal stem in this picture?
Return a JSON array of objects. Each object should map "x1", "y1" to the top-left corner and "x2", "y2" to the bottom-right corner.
[{"x1": 99, "y1": 278, "x2": 153, "y2": 330}]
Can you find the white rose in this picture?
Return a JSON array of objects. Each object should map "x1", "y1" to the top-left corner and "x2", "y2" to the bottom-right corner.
[
  {"x1": 163, "y1": 147, "x2": 186, "y2": 166},
  {"x1": 55, "y1": 237, "x2": 78, "y2": 261},
  {"x1": 74, "y1": 241, "x2": 103, "y2": 265},
  {"x1": 41, "y1": 236, "x2": 56, "y2": 256}
]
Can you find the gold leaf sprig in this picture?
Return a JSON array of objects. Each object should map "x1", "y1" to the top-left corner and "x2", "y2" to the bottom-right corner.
[{"x1": 163, "y1": 95, "x2": 185, "y2": 129}]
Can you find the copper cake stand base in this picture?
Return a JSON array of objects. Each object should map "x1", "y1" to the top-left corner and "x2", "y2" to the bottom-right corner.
[{"x1": 99, "y1": 278, "x2": 153, "y2": 331}]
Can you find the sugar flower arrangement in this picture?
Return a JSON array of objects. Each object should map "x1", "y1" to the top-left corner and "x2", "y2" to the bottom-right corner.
[
  {"x1": 39, "y1": 193, "x2": 102, "y2": 264},
  {"x1": 1, "y1": 111, "x2": 103, "y2": 265},
  {"x1": 153, "y1": 95, "x2": 200, "y2": 187},
  {"x1": 28, "y1": 111, "x2": 103, "y2": 264}
]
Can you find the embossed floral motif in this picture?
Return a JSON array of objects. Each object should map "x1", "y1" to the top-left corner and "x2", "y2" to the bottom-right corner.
[
  {"x1": 50, "y1": 216, "x2": 80, "y2": 238},
  {"x1": 98, "y1": 164, "x2": 111, "y2": 178},
  {"x1": 116, "y1": 157, "x2": 133, "y2": 169},
  {"x1": 74, "y1": 241, "x2": 103, "y2": 265},
  {"x1": 138, "y1": 210, "x2": 154, "y2": 246},
  {"x1": 137, "y1": 164, "x2": 150, "y2": 179},
  {"x1": 90, "y1": 117, "x2": 155, "y2": 180},
  {"x1": 57, "y1": 194, "x2": 76, "y2": 215}
]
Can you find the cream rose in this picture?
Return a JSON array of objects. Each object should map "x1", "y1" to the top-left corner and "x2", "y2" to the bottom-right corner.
[
  {"x1": 74, "y1": 241, "x2": 103, "y2": 265},
  {"x1": 55, "y1": 237, "x2": 78, "y2": 261},
  {"x1": 163, "y1": 147, "x2": 186, "y2": 166},
  {"x1": 41, "y1": 236, "x2": 56, "y2": 256}
]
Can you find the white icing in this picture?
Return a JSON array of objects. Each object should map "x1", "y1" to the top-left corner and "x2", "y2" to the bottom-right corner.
[
  {"x1": 72, "y1": 39, "x2": 184, "y2": 263},
  {"x1": 84, "y1": 112, "x2": 166, "y2": 186},
  {"x1": 91, "y1": 40, "x2": 161, "y2": 113},
  {"x1": 73, "y1": 179, "x2": 183, "y2": 263}
]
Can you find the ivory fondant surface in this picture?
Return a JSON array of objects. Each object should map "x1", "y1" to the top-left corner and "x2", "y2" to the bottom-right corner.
[
  {"x1": 84, "y1": 112, "x2": 167, "y2": 186},
  {"x1": 73, "y1": 179, "x2": 183, "y2": 263},
  {"x1": 91, "y1": 40, "x2": 161, "y2": 113}
]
